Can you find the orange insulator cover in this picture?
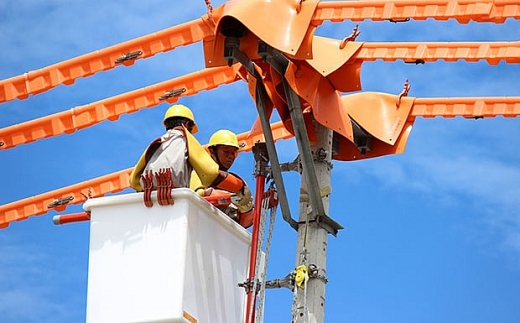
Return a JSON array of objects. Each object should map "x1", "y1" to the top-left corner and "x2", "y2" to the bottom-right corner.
[
  {"x1": 333, "y1": 92, "x2": 416, "y2": 161},
  {"x1": 203, "y1": 0, "x2": 319, "y2": 68}
]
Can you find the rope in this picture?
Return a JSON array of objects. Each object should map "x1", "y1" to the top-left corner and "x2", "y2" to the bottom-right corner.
[
  {"x1": 255, "y1": 199, "x2": 277, "y2": 323},
  {"x1": 292, "y1": 185, "x2": 315, "y2": 322},
  {"x1": 301, "y1": 192, "x2": 311, "y2": 265},
  {"x1": 291, "y1": 283, "x2": 299, "y2": 322},
  {"x1": 247, "y1": 195, "x2": 268, "y2": 323}
]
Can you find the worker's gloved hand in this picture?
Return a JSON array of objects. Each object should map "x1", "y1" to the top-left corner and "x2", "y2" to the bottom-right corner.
[{"x1": 233, "y1": 185, "x2": 253, "y2": 213}]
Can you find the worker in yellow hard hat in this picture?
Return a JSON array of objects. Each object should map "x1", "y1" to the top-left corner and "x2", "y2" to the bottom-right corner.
[
  {"x1": 208, "y1": 129, "x2": 240, "y2": 171},
  {"x1": 129, "y1": 105, "x2": 252, "y2": 211},
  {"x1": 190, "y1": 129, "x2": 254, "y2": 228}
]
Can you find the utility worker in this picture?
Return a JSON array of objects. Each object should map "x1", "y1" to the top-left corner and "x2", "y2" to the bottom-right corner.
[
  {"x1": 190, "y1": 129, "x2": 254, "y2": 228},
  {"x1": 129, "y1": 104, "x2": 252, "y2": 210}
]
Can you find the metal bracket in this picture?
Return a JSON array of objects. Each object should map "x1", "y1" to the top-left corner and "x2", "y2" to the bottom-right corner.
[
  {"x1": 238, "y1": 278, "x2": 255, "y2": 293},
  {"x1": 404, "y1": 59, "x2": 425, "y2": 65},
  {"x1": 252, "y1": 142, "x2": 270, "y2": 177},
  {"x1": 280, "y1": 155, "x2": 301, "y2": 173},
  {"x1": 265, "y1": 272, "x2": 295, "y2": 290},
  {"x1": 351, "y1": 119, "x2": 372, "y2": 155},
  {"x1": 47, "y1": 196, "x2": 74, "y2": 209},
  {"x1": 114, "y1": 50, "x2": 143, "y2": 64},
  {"x1": 159, "y1": 88, "x2": 186, "y2": 100},
  {"x1": 308, "y1": 264, "x2": 328, "y2": 284},
  {"x1": 258, "y1": 42, "x2": 343, "y2": 236},
  {"x1": 224, "y1": 36, "x2": 299, "y2": 231},
  {"x1": 389, "y1": 18, "x2": 410, "y2": 23}
]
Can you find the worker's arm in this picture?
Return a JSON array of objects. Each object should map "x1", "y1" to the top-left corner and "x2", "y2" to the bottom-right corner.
[
  {"x1": 185, "y1": 130, "x2": 245, "y2": 193},
  {"x1": 189, "y1": 170, "x2": 207, "y2": 196}
]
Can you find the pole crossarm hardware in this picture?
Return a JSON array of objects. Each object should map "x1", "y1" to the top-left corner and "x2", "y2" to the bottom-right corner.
[
  {"x1": 252, "y1": 143, "x2": 299, "y2": 230},
  {"x1": 264, "y1": 272, "x2": 295, "y2": 290},
  {"x1": 224, "y1": 36, "x2": 299, "y2": 231},
  {"x1": 256, "y1": 41, "x2": 343, "y2": 236},
  {"x1": 223, "y1": 33, "x2": 343, "y2": 234}
]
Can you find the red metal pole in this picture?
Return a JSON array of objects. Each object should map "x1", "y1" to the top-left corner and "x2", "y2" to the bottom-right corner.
[
  {"x1": 52, "y1": 212, "x2": 91, "y2": 225},
  {"x1": 245, "y1": 174, "x2": 265, "y2": 323}
]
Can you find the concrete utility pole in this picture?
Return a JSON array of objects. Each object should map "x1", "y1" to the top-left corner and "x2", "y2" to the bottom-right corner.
[{"x1": 293, "y1": 121, "x2": 333, "y2": 323}]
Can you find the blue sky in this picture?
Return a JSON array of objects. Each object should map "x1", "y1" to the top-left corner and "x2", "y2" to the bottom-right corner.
[{"x1": 1, "y1": 1, "x2": 520, "y2": 322}]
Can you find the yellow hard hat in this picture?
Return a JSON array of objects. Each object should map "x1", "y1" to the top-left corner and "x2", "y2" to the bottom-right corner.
[
  {"x1": 208, "y1": 129, "x2": 239, "y2": 149},
  {"x1": 163, "y1": 104, "x2": 198, "y2": 134}
]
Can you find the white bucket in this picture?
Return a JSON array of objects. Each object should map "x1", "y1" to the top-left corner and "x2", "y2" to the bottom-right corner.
[{"x1": 84, "y1": 188, "x2": 251, "y2": 323}]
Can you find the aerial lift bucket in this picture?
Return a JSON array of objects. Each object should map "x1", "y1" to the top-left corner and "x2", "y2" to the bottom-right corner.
[{"x1": 83, "y1": 189, "x2": 253, "y2": 323}]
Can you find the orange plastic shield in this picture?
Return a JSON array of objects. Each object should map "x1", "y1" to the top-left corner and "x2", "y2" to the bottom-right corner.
[
  {"x1": 203, "y1": 0, "x2": 319, "y2": 67},
  {"x1": 284, "y1": 61, "x2": 354, "y2": 143},
  {"x1": 343, "y1": 92, "x2": 415, "y2": 144},
  {"x1": 333, "y1": 120, "x2": 414, "y2": 161},
  {"x1": 333, "y1": 92, "x2": 416, "y2": 161},
  {"x1": 306, "y1": 36, "x2": 363, "y2": 92}
]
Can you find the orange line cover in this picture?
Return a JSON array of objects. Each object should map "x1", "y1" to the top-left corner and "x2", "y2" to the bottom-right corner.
[
  {"x1": 2, "y1": 0, "x2": 519, "y2": 103},
  {"x1": 0, "y1": 18, "x2": 212, "y2": 103},
  {"x1": 313, "y1": 0, "x2": 520, "y2": 24},
  {"x1": 0, "y1": 65, "x2": 239, "y2": 150},
  {"x1": 2, "y1": 42, "x2": 518, "y2": 150}
]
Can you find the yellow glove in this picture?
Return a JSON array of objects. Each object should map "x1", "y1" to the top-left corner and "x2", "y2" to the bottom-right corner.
[{"x1": 233, "y1": 186, "x2": 253, "y2": 213}]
